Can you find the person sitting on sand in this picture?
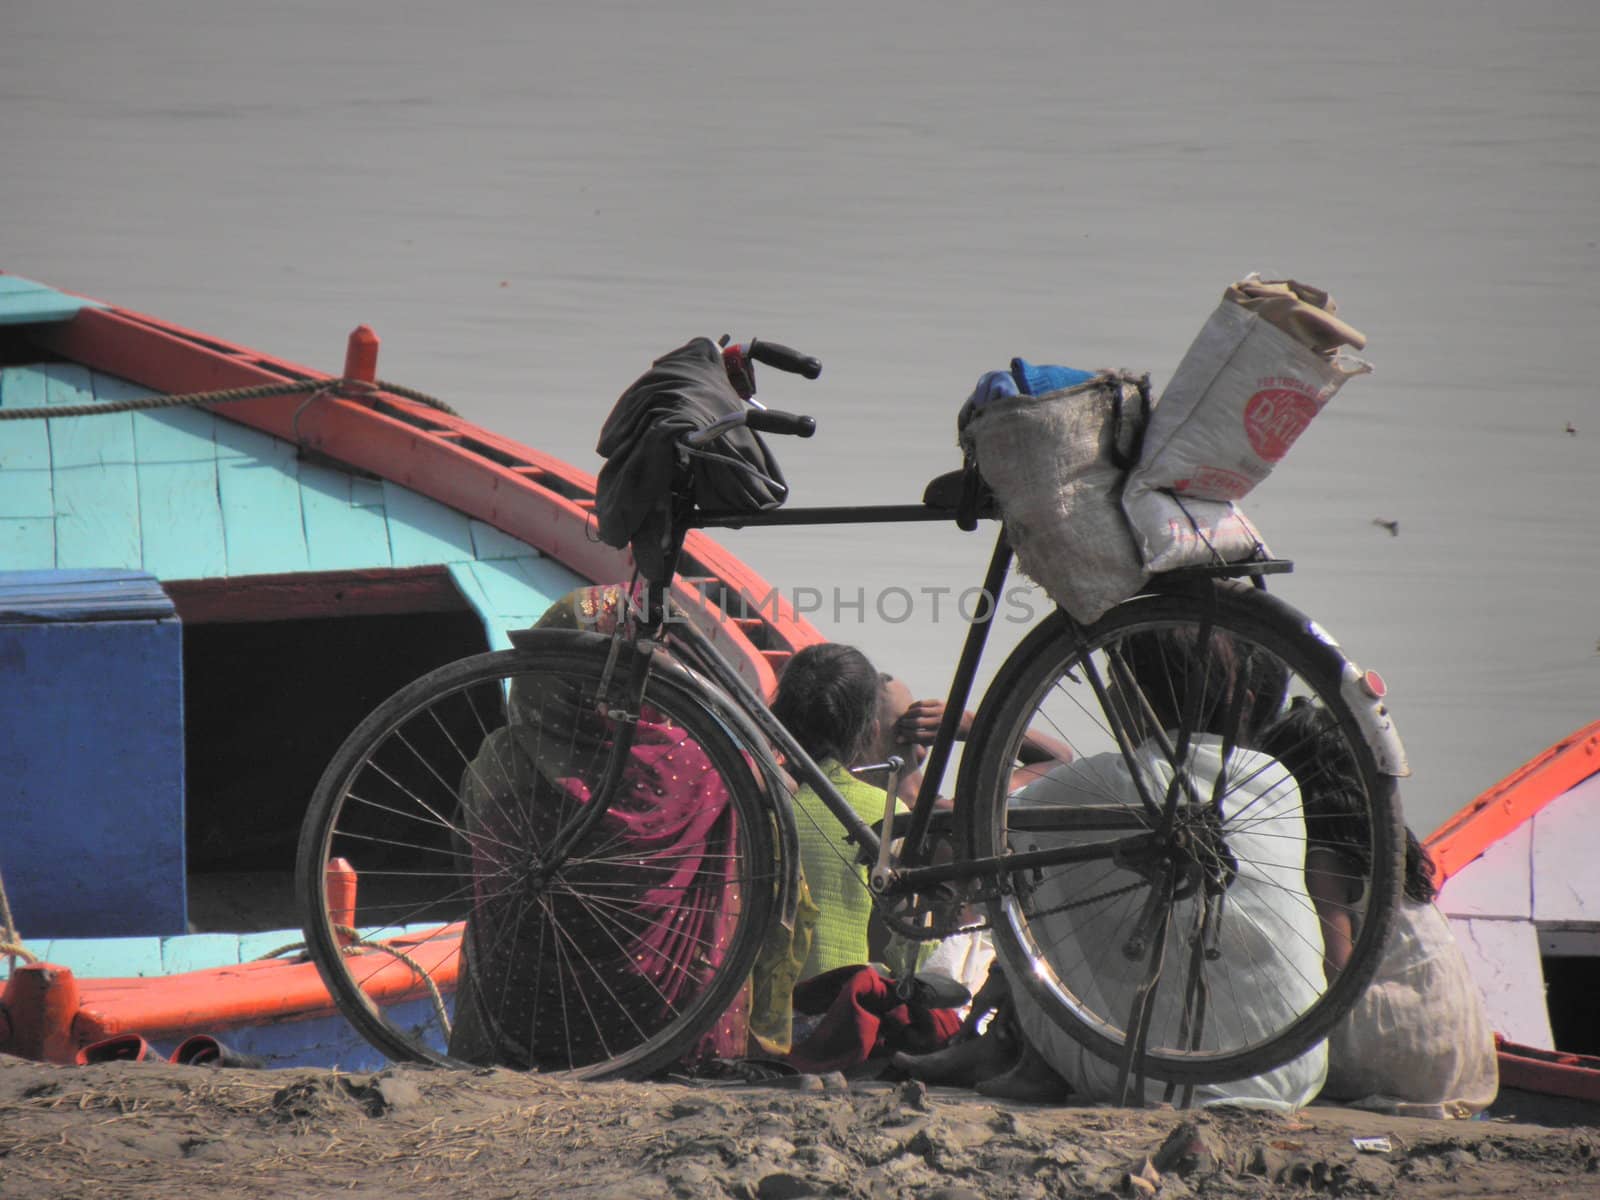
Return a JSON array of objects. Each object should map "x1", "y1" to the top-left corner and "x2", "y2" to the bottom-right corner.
[
  {"x1": 773, "y1": 647, "x2": 1073, "y2": 984},
  {"x1": 1261, "y1": 699, "x2": 1498, "y2": 1119},
  {"x1": 895, "y1": 628, "x2": 1328, "y2": 1110},
  {"x1": 770, "y1": 643, "x2": 916, "y2": 981},
  {"x1": 448, "y1": 583, "x2": 753, "y2": 1068}
]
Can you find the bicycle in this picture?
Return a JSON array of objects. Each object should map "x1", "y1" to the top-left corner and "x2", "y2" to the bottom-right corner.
[{"x1": 296, "y1": 337, "x2": 1408, "y2": 1098}]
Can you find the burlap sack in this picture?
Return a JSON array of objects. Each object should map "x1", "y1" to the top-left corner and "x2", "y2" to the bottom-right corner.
[{"x1": 960, "y1": 372, "x2": 1148, "y2": 625}]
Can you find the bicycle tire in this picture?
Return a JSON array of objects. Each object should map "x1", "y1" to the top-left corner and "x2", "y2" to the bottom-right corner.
[
  {"x1": 295, "y1": 632, "x2": 779, "y2": 1079},
  {"x1": 960, "y1": 579, "x2": 1404, "y2": 1087}
]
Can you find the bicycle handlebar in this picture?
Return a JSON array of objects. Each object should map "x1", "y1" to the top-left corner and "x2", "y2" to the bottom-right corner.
[
  {"x1": 683, "y1": 406, "x2": 816, "y2": 448},
  {"x1": 747, "y1": 339, "x2": 822, "y2": 380},
  {"x1": 721, "y1": 338, "x2": 822, "y2": 402},
  {"x1": 746, "y1": 408, "x2": 816, "y2": 438}
]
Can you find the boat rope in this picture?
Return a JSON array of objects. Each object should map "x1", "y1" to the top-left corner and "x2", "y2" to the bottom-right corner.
[
  {"x1": 254, "y1": 927, "x2": 452, "y2": 1039},
  {"x1": 0, "y1": 377, "x2": 458, "y2": 420},
  {"x1": 0, "y1": 866, "x2": 40, "y2": 969}
]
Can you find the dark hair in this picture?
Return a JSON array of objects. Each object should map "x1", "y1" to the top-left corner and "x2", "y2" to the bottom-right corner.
[
  {"x1": 1259, "y1": 697, "x2": 1435, "y2": 903},
  {"x1": 1117, "y1": 628, "x2": 1289, "y2": 747},
  {"x1": 771, "y1": 643, "x2": 882, "y2": 765}
]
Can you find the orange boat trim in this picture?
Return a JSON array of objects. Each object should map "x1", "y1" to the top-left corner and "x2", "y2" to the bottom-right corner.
[{"x1": 1424, "y1": 719, "x2": 1600, "y2": 885}]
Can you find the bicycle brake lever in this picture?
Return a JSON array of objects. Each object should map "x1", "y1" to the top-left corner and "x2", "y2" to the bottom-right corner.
[{"x1": 721, "y1": 342, "x2": 757, "y2": 400}]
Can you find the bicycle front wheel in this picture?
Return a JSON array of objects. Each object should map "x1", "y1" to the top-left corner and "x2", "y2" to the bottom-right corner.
[
  {"x1": 962, "y1": 579, "x2": 1404, "y2": 1087},
  {"x1": 295, "y1": 632, "x2": 778, "y2": 1079}
]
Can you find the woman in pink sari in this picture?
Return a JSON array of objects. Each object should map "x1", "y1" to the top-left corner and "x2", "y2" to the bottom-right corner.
[{"x1": 448, "y1": 584, "x2": 748, "y2": 1070}]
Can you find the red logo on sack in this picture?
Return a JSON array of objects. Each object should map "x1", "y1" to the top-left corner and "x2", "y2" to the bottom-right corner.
[
  {"x1": 1174, "y1": 467, "x2": 1253, "y2": 500},
  {"x1": 1244, "y1": 385, "x2": 1321, "y2": 462}
]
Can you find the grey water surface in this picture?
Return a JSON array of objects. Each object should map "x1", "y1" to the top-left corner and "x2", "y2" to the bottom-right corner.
[{"x1": 4, "y1": 0, "x2": 1596, "y2": 835}]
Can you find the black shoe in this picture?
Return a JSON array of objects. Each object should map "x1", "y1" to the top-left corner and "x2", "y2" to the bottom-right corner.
[{"x1": 897, "y1": 971, "x2": 973, "y2": 1011}]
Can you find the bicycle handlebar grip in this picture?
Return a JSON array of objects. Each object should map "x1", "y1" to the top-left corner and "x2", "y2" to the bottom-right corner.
[
  {"x1": 747, "y1": 339, "x2": 822, "y2": 380},
  {"x1": 745, "y1": 408, "x2": 817, "y2": 438}
]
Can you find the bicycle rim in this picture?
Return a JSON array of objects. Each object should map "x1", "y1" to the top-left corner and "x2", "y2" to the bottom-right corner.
[
  {"x1": 964, "y1": 581, "x2": 1404, "y2": 1086},
  {"x1": 295, "y1": 637, "x2": 777, "y2": 1079}
]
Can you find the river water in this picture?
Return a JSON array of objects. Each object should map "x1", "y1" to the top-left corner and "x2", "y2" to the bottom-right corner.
[{"x1": 5, "y1": 0, "x2": 1597, "y2": 834}]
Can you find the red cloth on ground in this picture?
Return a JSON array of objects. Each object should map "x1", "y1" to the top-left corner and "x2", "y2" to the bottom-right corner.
[{"x1": 786, "y1": 966, "x2": 962, "y2": 1074}]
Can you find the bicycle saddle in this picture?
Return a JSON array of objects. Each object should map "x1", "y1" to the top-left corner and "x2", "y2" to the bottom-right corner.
[{"x1": 922, "y1": 466, "x2": 998, "y2": 529}]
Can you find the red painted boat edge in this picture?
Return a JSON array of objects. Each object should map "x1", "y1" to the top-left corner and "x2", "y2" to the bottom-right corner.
[
  {"x1": 1496, "y1": 1037, "x2": 1600, "y2": 1104},
  {"x1": 1423, "y1": 720, "x2": 1600, "y2": 885},
  {"x1": 67, "y1": 926, "x2": 466, "y2": 1044}
]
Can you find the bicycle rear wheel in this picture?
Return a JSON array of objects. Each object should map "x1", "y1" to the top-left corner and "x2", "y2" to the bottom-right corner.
[
  {"x1": 295, "y1": 631, "x2": 778, "y2": 1079},
  {"x1": 962, "y1": 579, "x2": 1404, "y2": 1087}
]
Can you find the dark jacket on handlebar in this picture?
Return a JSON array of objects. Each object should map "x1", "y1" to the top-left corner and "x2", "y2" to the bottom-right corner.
[{"x1": 595, "y1": 337, "x2": 788, "y2": 582}]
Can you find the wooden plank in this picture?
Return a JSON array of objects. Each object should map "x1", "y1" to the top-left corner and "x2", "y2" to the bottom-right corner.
[
  {"x1": 0, "y1": 467, "x2": 55, "y2": 521},
  {"x1": 0, "y1": 368, "x2": 54, "y2": 519},
  {"x1": 213, "y1": 418, "x2": 309, "y2": 575},
  {"x1": 298, "y1": 462, "x2": 394, "y2": 571},
  {"x1": 137, "y1": 460, "x2": 229, "y2": 579},
  {"x1": 467, "y1": 555, "x2": 584, "y2": 622},
  {"x1": 236, "y1": 931, "x2": 298, "y2": 963},
  {"x1": 1449, "y1": 916, "x2": 1554, "y2": 1051},
  {"x1": 1530, "y1": 772, "x2": 1600, "y2": 923},
  {"x1": 53, "y1": 465, "x2": 144, "y2": 569},
  {"x1": 446, "y1": 561, "x2": 512, "y2": 650},
  {"x1": 120, "y1": 375, "x2": 230, "y2": 580},
  {"x1": 1438, "y1": 822, "x2": 1532, "y2": 921},
  {"x1": 46, "y1": 365, "x2": 142, "y2": 570},
  {"x1": 45, "y1": 364, "x2": 134, "y2": 466},
  {"x1": 161, "y1": 934, "x2": 249, "y2": 974},
  {"x1": 469, "y1": 519, "x2": 535, "y2": 561},
  {"x1": 166, "y1": 567, "x2": 464, "y2": 623},
  {"x1": 0, "y1": 518, "x2": 54, "y2": 568},
  {"x1": 124, "y1": 395, "x2": 219, "y2": 467},
  {"x1": 0, "y1": 278, "x2": 87, "y2": 325},
  {"x1": 350, "y1": 477, "x2": 385, "y2": 509},
  {"x1": 382, "y1": 481, "x2": 475, "y2": 567},
  {"x1": 27, "y1": 938, "x2": 168, "y2": 979}
]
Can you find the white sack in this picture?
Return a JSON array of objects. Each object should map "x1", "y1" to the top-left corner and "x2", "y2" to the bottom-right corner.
[
  {"x1": 1121, "y1": 275, "x2": 1368, "y2": 572},
  {"x1": 1132, "y1": 279, "x2": 1371, "y2": 504},
  {"x1": 1121, "y1": 489, "x2": 1271, "y2": 574},
  {"x1": 1321, "y1": 899, "x2": 1500, "y2": 1119},
  {"x1": 1008, "y1": 741, "x2": 1328, "y2": 1111}
]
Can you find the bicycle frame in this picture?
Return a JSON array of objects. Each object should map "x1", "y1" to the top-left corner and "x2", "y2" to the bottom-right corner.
[
  {"x1": 624, "y1": 494, "x2": 1293, "y2": 930},
  {"x1": 686, "y1": 502, "x2": 996, "y2": 856},
  {"x1": 669, "y1": 502, "x2": 1161, "y2": 914}
]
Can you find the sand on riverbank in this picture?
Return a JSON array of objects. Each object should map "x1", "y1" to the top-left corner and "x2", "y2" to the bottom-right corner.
[{"x1": 2, "y1": 1055, "x2": 1595, "y2": 1199}]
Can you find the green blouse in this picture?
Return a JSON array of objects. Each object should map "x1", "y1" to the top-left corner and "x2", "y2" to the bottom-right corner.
[{"x1": 792, "y1": 758, "x2": 907, "y2": 982}]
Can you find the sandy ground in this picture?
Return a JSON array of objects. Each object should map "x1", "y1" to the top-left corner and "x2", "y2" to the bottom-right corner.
[{"x1": 2, "y1": 1056, "x2": 1595, "y2": 1200}]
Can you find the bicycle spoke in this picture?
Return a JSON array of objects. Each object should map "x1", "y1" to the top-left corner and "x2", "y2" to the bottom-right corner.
[
  {"x1": 300, "y1": 643, "x2": 777, "y2": 1078},
  {"x1": 970, "y1": 587, "x2": 1404, "y2": 1089}
]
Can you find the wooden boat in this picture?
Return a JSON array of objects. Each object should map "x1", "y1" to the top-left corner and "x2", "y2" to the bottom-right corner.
[
  {"x1": 0, "y1": 272, "x2": 821, "y2": 1068},
  {"x1": 1429, "y1": 718, "x2": 1600, "y2": 1122}
]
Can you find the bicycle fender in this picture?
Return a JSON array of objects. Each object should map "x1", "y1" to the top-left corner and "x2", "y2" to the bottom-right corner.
[
  {"x1": 1162, "y1": 581, "x2": 1413, "y2": 779},
  {"x1": 1337, "y1": 659, "x2": 1410, "y2": 777},
  {"x1": 1299, "y1": 616, "x2": 1410, "y2": 778}
]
